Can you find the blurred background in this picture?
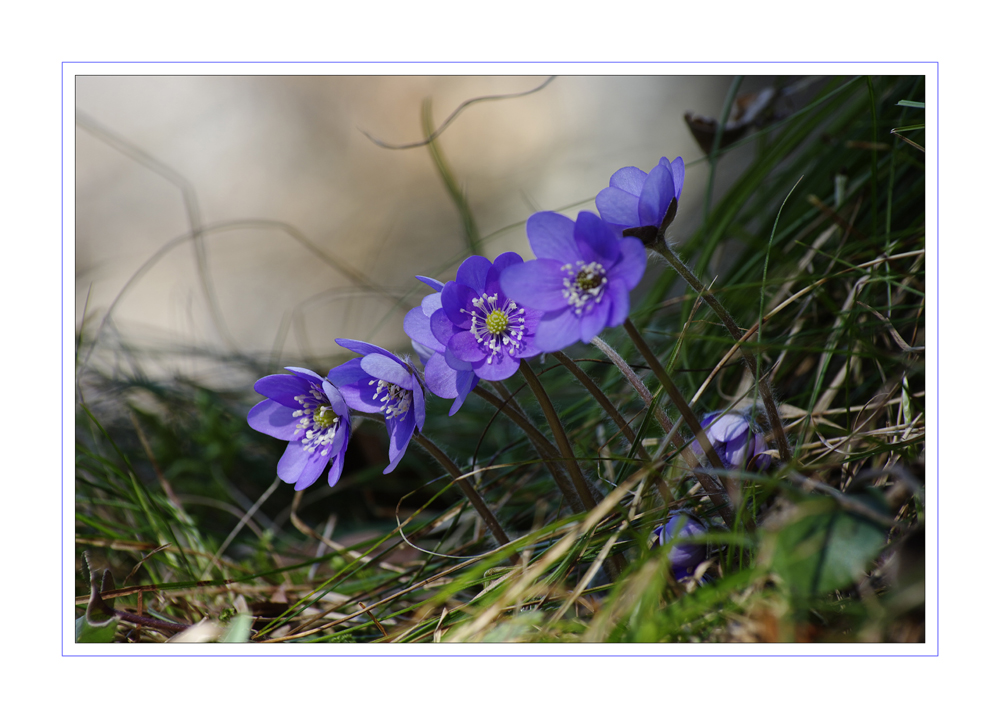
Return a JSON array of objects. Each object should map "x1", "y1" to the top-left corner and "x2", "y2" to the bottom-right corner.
[{"x1": 76, "y1": 75, "x2": 749, "y2": 385}]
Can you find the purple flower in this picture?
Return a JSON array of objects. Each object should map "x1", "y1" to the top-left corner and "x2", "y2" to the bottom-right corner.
[
  {"x1": 500, "y1": 211, "x2": 647, "y2": 352},
  {"x1": 595, "y1": 156, "x2": 685, "y2": 233},
  {"x1": 404, "y1": 275, "x2": 480, "y2": 416},
  {"x1": 694, "y1": 410, "x2": 771, "y2": 471},
  {"x1": 652, "y1": 511, "x2": 707, "y2": 579},
  {"x1": 327, "y1": 340, "x2": 425, "y2": 474},
  {"x1": 431, "y1": 253, "x2": 543, "y2": 382},
  {"x1": 247, "y1": 367, "x2": 351, "y2": 490}
]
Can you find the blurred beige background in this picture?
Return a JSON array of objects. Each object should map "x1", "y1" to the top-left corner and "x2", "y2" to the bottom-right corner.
[{"x1": 76, "y1": 75, "x2": 735, "y2": 384}]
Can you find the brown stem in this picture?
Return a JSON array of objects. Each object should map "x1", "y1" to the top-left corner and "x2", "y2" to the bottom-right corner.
[
  {"x1": 551, "y1": 351, "x2": 650, "y2": 461},
  {"x1": 551, "y1": 351, "x2": 674, "y2": 503},
  {"x1": 493, "y1": 381, "x2": 608, "y2": 508},
  {"x1": 623, "y1": 320, "x2": 727, "y2": 471},
  {"x1": 505, "y1": 364, "x2": 625, "y2": 579},
  {"x1": 518, "y1": 362, "x2": 596, "y2": 512},
  {"x1": 112, "y1": 609, "x2": 190, "y2": 633},
  {"x1": 623, "y1": 319, "x2": 754, "y2": 531}
]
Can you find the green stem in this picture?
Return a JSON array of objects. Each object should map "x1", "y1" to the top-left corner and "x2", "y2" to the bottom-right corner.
[
  {"x1": 865, "y1": 76, "x2": 880, "y2": 244},
  {"x1": 412, "y1": 432, "x2": 515, "y2": 560},
  {"x1": 704, "y1": 76, "x2": 743, "y2": 229},
  {"x1": 421, "y1": 100, "x2": 480, "y2": 255}
]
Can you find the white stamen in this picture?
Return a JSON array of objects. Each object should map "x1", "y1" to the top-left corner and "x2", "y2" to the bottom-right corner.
[
  {"x1": 466, "y1": 291, "x2": 526, "y2": 362},
  {"x1": 292, "y1": 387, "x2": 342, "y2": 455},
  {"x1": 561, "y1": 260, "x2": 608, "y2": 315},
  {"x1": 370, "y1": 379, "x2": 413, "y2": 420}
]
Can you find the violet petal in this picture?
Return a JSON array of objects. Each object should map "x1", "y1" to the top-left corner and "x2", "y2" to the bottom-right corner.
[{"x1": 526, "y1": 211, "x2": 580, "y2": 261}]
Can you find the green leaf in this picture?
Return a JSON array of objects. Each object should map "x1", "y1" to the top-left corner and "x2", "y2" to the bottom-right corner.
[
  {"x1": 896, "y1": 100, "x2": 925, "y2": 108},
  {"x1": 76, "y1": 615, "x2": 118, "y2": 643},
  {"x1": 76, "y1": 560, "x2": 119, "y2": 643},
  {"x1": 770, "y1": 498, "x2": 887, "y2": 598},
  {"x1": 219, "y1": 613, "x2": 252, "y2": 643},
  {"x1": 902, "y1": 375, "x2": 913, "y2": 425}
]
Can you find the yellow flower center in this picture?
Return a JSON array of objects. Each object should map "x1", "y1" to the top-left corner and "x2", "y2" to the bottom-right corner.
[
  {"x1": 485, "y1": 308, "x2": 509, "y2": 334},
  {"x1": 312, "y1": 405, "x2": 337, "y2": 429},
  {"x1": 575, "y1": 268, "x2": 603, "y2": 291},
  {"x1": 561, "y1": 260, "x2": 608, "y2": 315}
]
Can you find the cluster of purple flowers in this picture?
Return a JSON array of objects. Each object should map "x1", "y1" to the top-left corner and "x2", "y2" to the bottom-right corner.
[
  {"x1": 247, "y1": 156, "x2": 694, "y2": 487},
  {"x1": 247, "y1": 155, "x2": 769, "y2": 511},
  {"x1": 248, "y1": 340, "x2": 425, "y2": 488}
]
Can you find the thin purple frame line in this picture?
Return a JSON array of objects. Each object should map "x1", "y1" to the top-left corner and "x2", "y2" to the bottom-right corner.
[
  {"x1": 62, "y1": 62, "x2": 65, "y2": 655},
  {"x1": 70, "y1": 652, "x2": 933, "y2": 658},
  {"x1": 935, "y1": 61, "x2": 940, "y2": 657},
  {"x1": 66, "y1": 66, "x2": 934, "y2": 656},
  {"x1": 64, "y1": 60, "x2": 935, "y2": 65}
]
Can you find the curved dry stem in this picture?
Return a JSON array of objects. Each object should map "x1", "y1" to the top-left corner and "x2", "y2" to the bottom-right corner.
[{"x1": 359, "y1": 77, "x2": 556, "y2": 150}]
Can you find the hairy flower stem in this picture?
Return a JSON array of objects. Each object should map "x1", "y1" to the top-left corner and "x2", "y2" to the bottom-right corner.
[
  {"x1": 491, "y1": 381, "x2": 603, "y2": 506},
  {"x1": 591, "y1": 334, "x2": 738, "y2": 530},
  {"x1": 518, "y1": 362, "x2": 597, "y2": 513},
  {"x1": 551, "y1": 352, "x2": 650, "y2": 461},
  {"x1": 471, "y1": 385, "x2": 588, "y2": 514},
  {"x1": 412, "y1": 433, "x2": 516, "y2": 560},
  {"x1": 623, "y1": 319, "x2": 726, "y2": 465},
  {"x1": 474, "y1": 382, "x2": 624, "y2": 579},
  {"x1": 648, "y1": 240, "x2": 792, "y2": 464},
  {"x1": 517, "y1": 362, "x2": 627, "y2": 580},
  {"x1": 623, "y1": 319, "x2": 754, "y2": 531},
  {"x1": 551, "y1": 351, "x2": 675, "y2": 503}
]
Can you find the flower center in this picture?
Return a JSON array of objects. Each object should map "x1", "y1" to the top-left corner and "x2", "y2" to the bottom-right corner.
[
  {"x1": 291, "y1": 385, "x2": 340, "y2": 456},
  {"x1": 464, "y1": 292, "x2": 526, "y2": 364},
  {"x1": 369, "y1": 379, "x2": 412, "y2": 419},
  {"x1": 312, "y1": 405, "x2": 336, "y2": 429},
  {"x1": 561, "y1": 261, "x2": 608, "y2": 315},
  {"x1": 485, "y1": 308, "x2": 508, "y2": 334}
]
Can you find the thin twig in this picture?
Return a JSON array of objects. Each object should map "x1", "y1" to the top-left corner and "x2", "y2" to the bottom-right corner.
[
  {"x1": 359, "y1": 77, "x2": 556, "y2": 150},
  {"x1": 201, "y1": 477, "x2": 280, "y2": 580},
  {"x1": 290, "y1": 492, "x2": 407, "y2": 574}
]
